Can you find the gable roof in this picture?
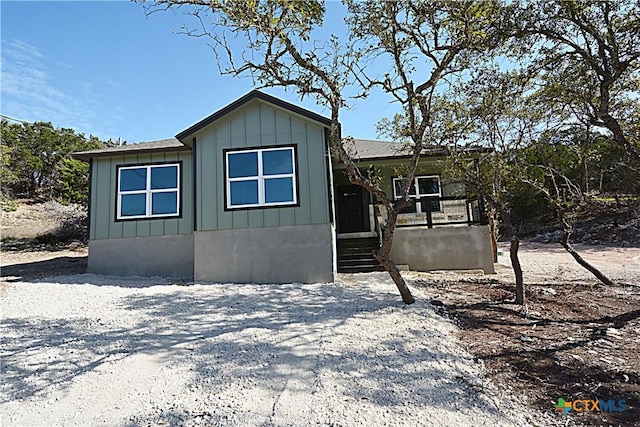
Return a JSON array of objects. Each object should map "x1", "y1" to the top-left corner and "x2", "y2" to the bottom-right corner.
[
  {"x1": 73, "y1": 138, "x2": 188, "y2": 161},
  {"x1": 175, "y1": 90, "x2": 332, "y2": 144}
]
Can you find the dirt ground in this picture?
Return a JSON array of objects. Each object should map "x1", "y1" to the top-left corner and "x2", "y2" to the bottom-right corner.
[
  {"x1": 411, "y1": 243, "x2": 640, "y2": 426},
  {"x1": 1, "y1": 239, "x2": 639, "y2": 426}
]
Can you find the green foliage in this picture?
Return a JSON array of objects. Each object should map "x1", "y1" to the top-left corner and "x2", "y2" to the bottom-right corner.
[
  {"x1": 57, "y1": 158, "x2": 91, "y2": 204},
  {"x1": 0, "y1": 119, "x2": 104, "y2": 204},
  {"x1": 510, "y1": 0, "x2": 640, "y2": 166},
  {"x1": 0, "y1": 139, "x2": 18, "y2": 197},
  {"x1": 1, "y1": 198, "x2": 19, "y2": 212}
]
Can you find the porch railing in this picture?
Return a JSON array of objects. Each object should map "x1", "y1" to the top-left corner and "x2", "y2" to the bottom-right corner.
[{"x1": 392, "y1": 196, "x2": 486, "y2": 228}]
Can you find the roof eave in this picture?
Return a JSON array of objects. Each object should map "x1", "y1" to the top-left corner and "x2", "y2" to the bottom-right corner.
[
  {"x1": 73, "y1": 145, "x2": 191, "y2": 162},
  {"x1": 348, "y1": 147, "x2": 493, "y2": 162}
]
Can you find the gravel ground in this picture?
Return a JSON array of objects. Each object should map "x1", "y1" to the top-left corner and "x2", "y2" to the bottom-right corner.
[
  {"x1": 0, "y1": 272, "x2": 548, "y2": 427},
  {"x1": 1, "y1": 241, "x2": 636, "y2": 426},
  {"x1": 497, "y1": 242, "x2": 640, "y2": 285}
]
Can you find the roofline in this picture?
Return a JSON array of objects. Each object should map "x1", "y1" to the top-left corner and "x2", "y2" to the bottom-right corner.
[
  {"x1": 351, "y1": 146, "x2": 493, "y2": 162},
  {"x1": 73, "y1": 144, "x2": 191, "y2": 162},
  {"x1": 175, "y1": 90, "x2": 332, "y2": 143}
]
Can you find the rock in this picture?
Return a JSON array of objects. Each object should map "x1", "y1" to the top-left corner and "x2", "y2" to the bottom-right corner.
[
  {"x1": 520, "y1": 336, "x2": 533, "y2": 342},
  {"x1": 597, "y1": 339, "x2": 616, "y2": 348},
  {"x1": 605, "y1": 328, "x2": 622, "y2": 339}
]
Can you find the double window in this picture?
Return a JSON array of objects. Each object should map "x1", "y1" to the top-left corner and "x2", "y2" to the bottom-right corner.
[
  {"x1": 225, "y1": 146, "x2": 297, "y2": 209},
  {"x1": 393, "y1": 175, "x2": 441, "y2": 199},
  {"x1": 117, "y1": 163, "x2": 180, "y2": 220}
]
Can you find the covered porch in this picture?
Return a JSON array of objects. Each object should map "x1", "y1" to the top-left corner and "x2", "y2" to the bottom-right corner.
[{"x1": 332, "y1": 144, "x2": 494, "y2": 274}]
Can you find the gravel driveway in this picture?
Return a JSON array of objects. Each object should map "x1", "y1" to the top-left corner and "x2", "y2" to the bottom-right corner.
[{"x1": 0, "y1": 272, "x2": 542, "y2": 426}]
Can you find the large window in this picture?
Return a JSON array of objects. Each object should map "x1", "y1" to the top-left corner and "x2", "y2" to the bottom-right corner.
[
  {"x1": 225, "y1": 146, "x2": 297, "y2": 209},
  {"x1": 393, "y1": 175, "x2": 441, "y2": 199},
  {"x1": 117, "y1": 163, "x2": 180, "y2": 220}
]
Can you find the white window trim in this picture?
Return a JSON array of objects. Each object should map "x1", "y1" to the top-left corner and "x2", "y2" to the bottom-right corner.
[
  {"x1": 225, "y1": 146, "x2": 297, "y2": 209},
  {"x1": 393, "y1": 175, "x2": 442, "y2": 199},
  {"x1": 117, "y1": 163, "x2": 180, "y2": 220}
]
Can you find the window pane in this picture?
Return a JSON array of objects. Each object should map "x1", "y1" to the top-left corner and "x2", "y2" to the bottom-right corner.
[
  {"x1": 151, "y1": 166, "x2": 178, "y2": 189},
  {"x1": 228, "y1": 152, "x2": 258, "y2": 178},
  {"x1": 265, "y1": 177, "x2": 294, "y2": 204},
  {"x1": 120, "y1": 194, "x2": 146, "y2": 217},
  {"x1": 152, "y1": 192, "x2": 178, "y2": 215},
  {"x1": 393, "y1": 180, "x2": 402, "y2": 198},
  {"x1": 394, "y1": 179, "x2": 416, "y2": 197},
  {"x1": 230, "y1": 180, "x2": 258, "y2": 206},
  {"x1": 263, "y1": 149, "x2": 293, "y2": 175},
  {"x1": 120, "y1": 168, "x2": 147, "y2": 191},
  {"x1": 418, "y1": 177, "x2": 439, "y2": 195}
]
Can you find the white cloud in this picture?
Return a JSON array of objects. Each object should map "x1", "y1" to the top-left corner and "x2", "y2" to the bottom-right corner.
[{"x1": 0, "y1": 39, "x2": 122, "y2": 139}]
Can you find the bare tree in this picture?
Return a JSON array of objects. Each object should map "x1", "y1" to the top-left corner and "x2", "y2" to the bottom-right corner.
[
  {"x1": 524, "y1": 164, "x2": 617, "y2": 287},
  {"x1": 343, "y1": 1, "x2": 504, "y2": 302}
]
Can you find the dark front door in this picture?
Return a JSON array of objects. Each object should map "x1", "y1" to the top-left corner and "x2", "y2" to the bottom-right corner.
[{"x1": 337, "y1": 185, "x2": 367, "y2": 233}]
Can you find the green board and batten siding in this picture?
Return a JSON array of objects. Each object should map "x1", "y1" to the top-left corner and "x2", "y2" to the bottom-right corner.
[
  {"x1": 89, "y1": 151, "x2": 194, "y2": 240},
  {"x1": 193, "y1": 101, "x2": 331, "y2": 232}
]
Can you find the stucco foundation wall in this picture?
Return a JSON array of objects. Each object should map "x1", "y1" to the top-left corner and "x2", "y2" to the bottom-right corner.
[
  {"x1": 195, "y1": 223, "x2": 335, "y2": 283},
  {"x1": 88, "y1": 234, "x2": 194, "y2": 278},
  {"x1": 390, "y1": 225, "x2": 495, "y2": 273}
]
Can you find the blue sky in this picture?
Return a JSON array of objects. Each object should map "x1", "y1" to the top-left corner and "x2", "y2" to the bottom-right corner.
[{"x1": 1, "y1": 1, "x2": 399, "y2": 143}]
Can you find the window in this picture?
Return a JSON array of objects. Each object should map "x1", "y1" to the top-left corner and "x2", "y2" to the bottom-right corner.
[
  {"x1": 117, "y1": 163, "x2": 180, "y2": 220},
  {"x1": 393, "y1": 175, "x2": 441, "y2": 199},
  {"x1": 225, "y1": 146, "x2": 297, "y2": 209},
  {"x1": 393, "y1": 175, "x2": 442, "y2": 213}
]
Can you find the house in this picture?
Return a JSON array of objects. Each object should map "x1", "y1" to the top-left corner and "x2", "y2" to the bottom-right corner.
[{"x1": 75, "y1": 90, "x2": 494, "y2": 283}]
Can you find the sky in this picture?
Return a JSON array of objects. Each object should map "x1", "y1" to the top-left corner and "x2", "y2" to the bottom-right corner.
[{"x1": 1, "y1": 0, "x2": 400, "y2": 143}]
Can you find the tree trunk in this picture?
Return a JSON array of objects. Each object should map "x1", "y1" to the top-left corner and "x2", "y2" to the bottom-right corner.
[
  {"x1": 561, "y1": 220, "x2": 616, "y2": 287},
  {"x1": 488, "y1": 212, "x2": 498, "y2": 263},
  {"x1": 482, "y1": 194, "x2": 526, "y2": 305},
  {"x1": 376, "y1": 256, "x2": 416, "y2": 305},
  {"x1": 374, "y1": 209, "x2": 415, "y2": 305},
  {"x1": 510, "y1": 238, "x2": 525, "y2": 305}
]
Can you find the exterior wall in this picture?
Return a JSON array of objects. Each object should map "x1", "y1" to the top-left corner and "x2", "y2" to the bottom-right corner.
[
  {"x1": 87, "y1": 234, "x2": 194, "y2": 278},
  {"x1": 194, "y1": 223, "x2": 335, "y2": 283},
  {"x1": 89, "y1": 151, "x2": 193, "y2": 240},
  {"x1": 193, "y1": 100, "x2": 331, "y2": 231},
  {"x1": 390, "y1": 225, "x2": 495, "y2": 273}
]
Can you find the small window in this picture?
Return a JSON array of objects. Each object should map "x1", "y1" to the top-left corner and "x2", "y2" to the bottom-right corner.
[
  {"x1": 225, "y1": 146, "x2": 297, "y2": 209},
  {"x1": 393, "y1": 175, "x2": 441, "y2": 199},
  {"x1": 117, "y1": 163, "x2": 180, "y2": 220}
]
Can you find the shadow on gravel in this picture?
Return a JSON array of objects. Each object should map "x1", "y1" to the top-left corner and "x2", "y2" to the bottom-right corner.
[
  {"x1": 0, "y1": 256, "x2": 87, "y2": 281},
  {"x1": 1, "y1": 280, "x2": 505, "y2": 425},
  {"x1": 1, "y1": 238, "x2": 83, "y2": 253}
]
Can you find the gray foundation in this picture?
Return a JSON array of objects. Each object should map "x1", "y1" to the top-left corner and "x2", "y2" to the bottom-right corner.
[
  {"x1": 195, "y1": 223, "x2": 335, "y2": 283},
  {"x1": 88, "y1": 234, "x2": 194, "y2": 278},
  {"x1": 390, "y1": 225, "x2": 495, "y2": 273}
]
